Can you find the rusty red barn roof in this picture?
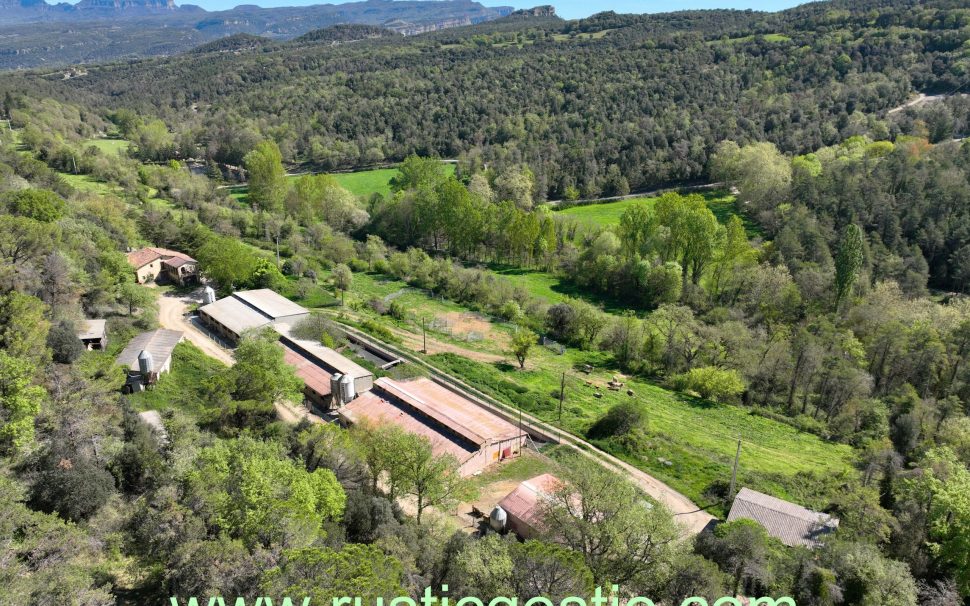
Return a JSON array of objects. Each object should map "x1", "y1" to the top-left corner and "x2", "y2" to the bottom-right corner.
[
  {"x1": 282, "y1": 343, "x2": 332, "y2": 397},
  {"x1": 498, "y1": 473, "x2": 564, "y2": 532},
  {"x1": 338, "y1": 377, "x2": 521, "y2": 464}
]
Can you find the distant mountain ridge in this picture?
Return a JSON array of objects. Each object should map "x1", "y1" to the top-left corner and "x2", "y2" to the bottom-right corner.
[
  {"x1": 0, "y1": 0, "x2": 512, "y2": 25},
  {"x1": 0, "y1": 0, "x2": 514, "y2": 69},
  {"x1": 0, "y1": 0, "x2": 180, "y2": 20}
]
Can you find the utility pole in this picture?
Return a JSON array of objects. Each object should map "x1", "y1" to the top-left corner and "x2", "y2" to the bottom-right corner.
[
  {"x1": 557, "y1": 371, "x2": 566, "y2": 443},
  {"x1": 421, "y1": 316, "x2": 427, "y2": 353},
  {"x1": 728, "y1": 437, "x2": 742, "y2": 500}
]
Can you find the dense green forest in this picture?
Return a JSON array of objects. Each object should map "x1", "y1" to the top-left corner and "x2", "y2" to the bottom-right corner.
[{"x1": 1, "y1": 1, "x2": 970, "y2": 605}]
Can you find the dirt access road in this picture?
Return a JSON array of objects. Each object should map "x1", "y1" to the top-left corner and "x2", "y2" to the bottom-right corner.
[
  {"x1": 154, "y1": 287, "x2": 319, "y2": 425},
  {"x1": 156, "y1": 288, "x2": 234, "y2": 365},
  {"x1": 887, "y1": 92, "x2": 969, "y2": 115}
]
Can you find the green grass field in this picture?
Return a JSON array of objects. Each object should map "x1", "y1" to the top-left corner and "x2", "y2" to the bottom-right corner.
[
  {"x1": 59, "y1": 172, "x2": 124, "y2": 196},
  {"x1": 227, "y1": 163, "x2": 456, "y2": 204},
  {"x1": 129, "y1": 342, "x2": 226, "y2": 415},
  {"x1": 715, "y1": 33, "x2": 792, "y2": 45},
  {"x1": 331, "y1": 167, "x2": 400, "y2": 197},
  {"x1": 486, "y1": 264, "x2": 629, "y2": 311},
  {"x1": 280, "y1": 275, "x2": 340, "y2": 308},
  {"x1": 551, "y1": 29, "x2": 615, "y2": 42},
  {"x1": 558, "y1": 190, "x2": 751, "y2": 227},
  {"x1": 430, "y1": 350, "x2": 854, "y2": 510},
  {"x1": 82, "y1": 138, "x2": 130, "y2": 156}
]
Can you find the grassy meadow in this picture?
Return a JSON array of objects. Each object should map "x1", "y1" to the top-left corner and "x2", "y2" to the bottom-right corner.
[
  {"x1": 228, "y1": 163, "x2": 456, "y2": 203},
  {"x1": 82, "y1": 137, "x2": 130, "y2": 156},
  {"x1": 429, "y1": 349, "x2": 854, "y2": 510},
  {"x1": 556, "y1": 189, "x2": 760, "y2": 236},
  {"x1": 59, "y1": 172, "x2": 124, "y2": 196},
  {"x1": 128, "y1": 342, "x2": 226, "y2": 416}
]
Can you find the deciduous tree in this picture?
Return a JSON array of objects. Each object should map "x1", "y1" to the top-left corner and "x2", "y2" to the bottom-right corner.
[
  {"x1": 396, "y1": 435, "x2": 469, "y2": 524},
  {"x1": 540, "y1": 457, "x2": 680, "y2": 590},
  {"x1": 244, "y1": 140, "x2": 288, "y2": 212},
  {"x1": 510, "y1": 326, "x2": 536, "y2": 369},
  {"x1": 229, "y1": 328, "x2": 304, "y2": 406},
  {"x1": 0, "y1": 351, "x2": 45, "y2": 451}
]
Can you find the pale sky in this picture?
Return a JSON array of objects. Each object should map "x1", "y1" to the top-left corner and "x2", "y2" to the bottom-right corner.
[{"x1": 172, "y1": 0, "x2": 807, "y2": 19}]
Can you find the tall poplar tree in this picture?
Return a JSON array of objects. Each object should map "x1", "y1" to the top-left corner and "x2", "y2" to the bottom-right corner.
[
  {"x1": 244, "y1": 140, "x2": 287, "y2": 213},
  {"x1": 834, "y1": 224, "x2": 865, "y2": 310}
]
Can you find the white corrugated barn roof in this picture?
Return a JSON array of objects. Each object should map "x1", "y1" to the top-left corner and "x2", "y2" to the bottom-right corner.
[
  {"x1": 200, "y1": 295, "x2": 275, "y2": 336},
  {"x1": 232, "y1": 289, "x2": 309, "y2": 319},
  {"x1": 199, "y1": 289, "x2": 309, "y2": 337}
]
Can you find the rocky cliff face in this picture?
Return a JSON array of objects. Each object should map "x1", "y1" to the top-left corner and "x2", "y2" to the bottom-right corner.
[{"x1": 509, "y1": 6, "x2": 556, "y2": 18}]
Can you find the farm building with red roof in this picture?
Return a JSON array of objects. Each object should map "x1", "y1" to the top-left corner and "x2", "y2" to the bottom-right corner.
[
  {"x1": 338, "y1": 377, "x2": 526, "y2": 476},
  {"x1": 495, "y1": 473, "x2": 564, "y2": 539},
  {"x1": 126, "y1": 247, "x2": 197, "y2": 285}
]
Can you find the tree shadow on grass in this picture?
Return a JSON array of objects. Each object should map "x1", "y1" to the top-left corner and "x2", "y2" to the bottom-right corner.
[
  {"x1": 677, "y1": 392, "x2": 717, "y2": 410},
  {"x1": 494, "y1": 361, "x2": 517, "y2": 373},
  {"x1": 483, "y1": 262, "x2": 637, "y2": 314}
]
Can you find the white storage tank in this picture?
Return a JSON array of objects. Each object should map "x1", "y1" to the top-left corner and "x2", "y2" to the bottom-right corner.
[
  {"x1": 489, "y1": 506, "x2": 508, "y2": 532},
  {"x1": 340, "y1": 373, "x2": 356, "y2": 403},
  {"x1": 202, "y1": 285, "x2": 217, "y2": 305}
]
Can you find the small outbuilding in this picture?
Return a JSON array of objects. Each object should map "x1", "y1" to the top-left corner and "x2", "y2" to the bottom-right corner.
[
  {"x1": 127, "y1": 247, "x2": 198, "y2": 285},
  {"x1": 76, "y1": 319, "x2": 107, "y2": 350},
  {"x1": 338, "y1": 377, "x2": 526, "y2": 477},
  {"x1": 727, "y1": 487, "x2": 839, "y2": 549},
  {"x1": 493, "y1": 473, "x2": 564, "y2": 539},
  {"x1": 116, "y1": 328, "x2": 184, "y2": 393},
  {"x1": 198, "y1": 289, "x2": 310, "y2": 343}
]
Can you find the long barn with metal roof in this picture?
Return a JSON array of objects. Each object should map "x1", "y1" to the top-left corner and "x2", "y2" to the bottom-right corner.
[
  {"x1": 338, "y1": 377, "x2": 526, "y2": 476},
  {"x1": 277, "y1": 332, "x2": 374, "y2": 413},
  {"x1": 198, "y1": 288, "x2": 310, "y2": 342}
]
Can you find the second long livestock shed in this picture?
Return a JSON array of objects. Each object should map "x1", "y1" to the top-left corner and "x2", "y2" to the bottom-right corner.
[{"x1": 338, "y1": 376, "x2": 526, "y2": 476}]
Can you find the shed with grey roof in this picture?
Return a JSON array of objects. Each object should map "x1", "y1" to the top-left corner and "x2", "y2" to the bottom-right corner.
[
  {"x1": 198, "y1": 289, "x2": 310, "y2": 342},
  {"x1": 76, "y1": 319, "x2": 107, "y2": 350},
  {"x1": 116, "y1": 329, "x2": 184, "y2": 392},
  {"x1": 727, "y1": 487, "x2": 839, "y2": 549}
]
